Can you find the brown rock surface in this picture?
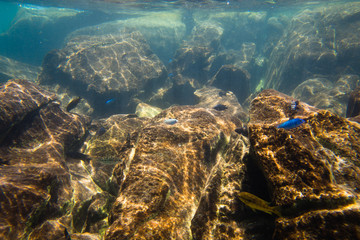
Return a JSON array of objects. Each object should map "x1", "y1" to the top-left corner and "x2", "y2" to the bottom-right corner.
[
  {"x1": 104, "y1": 106, "x2": 244, "y2": 239},
  {"x1": 209, "y1": 65, "x2": 250, "y2": 104},
  {"x1": 0, "y1": 79, "x2": 91, "y2": 239},
  {"x1": 249, "y1": 89, "x2": 360, "y2": 239},
  {"x1": 346, "y1": 86, "x2": 360, "y2": 118},
  {"x1": 38, "y1": 30, "x2": 166, "y2": 116}
]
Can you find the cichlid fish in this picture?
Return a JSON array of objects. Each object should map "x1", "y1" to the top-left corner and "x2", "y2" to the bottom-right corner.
[
  {"x1": 164, "y1": 119, "x2": 178, "y2": 125},
  {"x1": 105, "y1": 98, "x2": 115, "y2": 104},
  {"x1": 238, "y1": 192, "x2": 281, "y2": 217},
  {"x1": 66, "y1": 97, "x2": 81, "y2": 112},
  {"x1": 213, "y1": 104, "x2": 228, "y2": 111},
  {"x1": 277, "y1": 118, "x2": 305, "y2": 129}
]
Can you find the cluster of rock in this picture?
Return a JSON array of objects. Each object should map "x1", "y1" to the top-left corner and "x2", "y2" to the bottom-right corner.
[
  {"x1": 1, "y1": 79, "x2": 360, "y2": 240},
  {"x1": 2, "y1": 1, "x2": 360, "y2": 240}
]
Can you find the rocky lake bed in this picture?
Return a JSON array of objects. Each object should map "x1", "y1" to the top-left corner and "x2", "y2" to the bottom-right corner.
[{"x1": 1, "y1": 1, "x2": 360, "y2": 239}]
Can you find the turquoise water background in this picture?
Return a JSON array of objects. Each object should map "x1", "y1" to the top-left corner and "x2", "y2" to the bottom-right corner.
[{"x1": 0, "y1": 2, "x2": 18, "y2": 33}]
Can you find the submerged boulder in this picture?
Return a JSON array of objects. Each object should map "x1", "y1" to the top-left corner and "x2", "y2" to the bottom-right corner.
[
  {"x1": 104, "y1": 106, "x2": 248, "y2": 239},
  {"x1": 292, "y1": 75, "x2": 359, "y2": 116},
  {"x1": 209, "y1": 65, "x2": 251, "y2": 104},
  {"x1": 0, "y1": 79, "x2": 92, "y2": 239},
  {"x1": 249, "y1": 89, "x2": 360, "y2": 239},
  {"x1": 67, "y1": 10, "x2": 186, "y2": 63},
  {"x1": 0, "y1": 55, "x2": 40, "y2": 83},
  {"x1": 39, "y1": 30, "x2": 167, "y2": 116},
  {"x1": 265, "y1": 3, "x2": 360, "y2": 93},
  {"x1": 170, "y1": 22, "x2": 223, "y2": 88}
]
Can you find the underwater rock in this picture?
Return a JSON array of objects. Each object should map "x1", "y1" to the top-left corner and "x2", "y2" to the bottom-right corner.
[
  {"x1": 68, "y1": 10, "x2": 186, "y2": 63},
  {"x1": 28, "y1": 220, "x2": 102, "y2": 240},
  {"x1": 265, "y1": 3, "x2": 360, "y2": 93},
  {"x1": 292, "y1": 75, "x2": 359, "y2": 116},
  {"x1": 84, "y1": 114, "x2": 145, "y2": 195},
  {"x1": 0, "y1": 79, "x2": 56, "y2": 143},
  {"x1": 200, "y1": 11, "x2": 268, "y2": 51},
  {"x1": 209, "y1": 64, "x2": 251, "y2": 104},
  {"x1": 0, "y1": 79, "x2": 92, "y2": 239},
  {"x1": 346, "y1": 86, "x2": 360, "y2": 118},
  {"x1": 135, "y1": 102, "x2": 162, "y2": 118},
  {"x1": 104, "y1": 106, "x2": 246, "y2": 239},
  {"x1": 194, "y1": 86, "x2": 247, "y2": 122},
  {"x1": 170, "y1": 22, "x2": 223, "y2": 88},
  {"x1": 0, "y1": 55, "x2": 40, "y2": 83},
  {"x1": 39, "y1": 30, "x2": 167, "y2": 116},
  {"x1": 249, "y1": 89, "x2": 360, "y2": 239}
]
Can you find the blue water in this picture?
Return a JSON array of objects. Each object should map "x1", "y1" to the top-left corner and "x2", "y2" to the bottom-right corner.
[
  {"x1": 0, "y1": 0, "x2": 358, "y2": 117},
  {"x1": 0, "y1": 2, "x2": 18, "y2": 33}
]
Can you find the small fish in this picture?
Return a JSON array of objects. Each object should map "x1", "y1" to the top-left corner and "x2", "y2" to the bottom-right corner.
[
  {"x1": 238, "y1": 192, "x2": 281, "y2": 217},
  {"x1": 235, "y1": 125, "x2": 248, "y2": 137},
  {"x1": 218, "y1": 90, "x2": 231, "y2": 97},
  {"x1": 66, "y1": 152, "x2": 91, "y2": 161},
  {"x1": 168, "y1": 58, "x2": 173, "y2": 63},
  {"x1": 291, "y1": 100, "x2": 299, "y2": 111},
  {"x1": 64, "y1": 227, "x2": 71, "y2": 240},
  {"x1": 213, "y1": 104, "x2": 228, "y2": 111},
  {"x1": 168, "y1": 73, "x2": 174, "y2": 78},
  {"x1": 105, "y1": 98, "x2": 115, "y2": 104},
  {"x1": 95, "y1": 127, "x2": 106, "y2": 136},
  {"x1": 277, "y1": 118, "x2": 305, "y2": 129},
  {"x1": 0, "y1": 158, "x2": 10, "y2": 165},
  {"x1": 66, "y1": 97, "x2": 81, "y2": 112},
  {"x1": 164, "y1": 119, "x2": 178, "y2": 125},
  {"x1": 126, "y1": 114, "x2": 138, "y2": 118}
]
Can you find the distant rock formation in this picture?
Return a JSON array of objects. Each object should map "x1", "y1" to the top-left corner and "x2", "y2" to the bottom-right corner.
[
  {"x1": 265, "y1": 3, "x2": 360, "y2": 94},
  {"x1": 38, "y1": 30, "x2": 167, "y2": 116}
]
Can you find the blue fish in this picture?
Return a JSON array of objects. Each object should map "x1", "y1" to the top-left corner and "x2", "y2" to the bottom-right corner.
[
  {"x1": 105, "y1": 98, "x2": 115, "y2": 104},
  {"x1": 168, "y1": 59, "x2": 173, "y2": 63},
  {"x1": 277, "y1": 118, "x2": 305, "y2": 129},
  {"x1": 164, "y1": 119, "x2": 178, "y2": 125},
  {"x1": 168, "y1": 73, "x2": 174, "y2": 78}
]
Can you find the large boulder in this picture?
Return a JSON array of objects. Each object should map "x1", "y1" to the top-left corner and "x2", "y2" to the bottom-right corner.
[
  {"x1": 0, "y1": 79, "x2": 94, "y2": 239},
  {"x1": 104, "y1": 106, "x2": 248, "y2": 239},
  {"x1": 0, "y1": 55, "x2": 40, "y2": 83},
  {"x1": 292, "y1": 75, "x2": 359, "y2": 116},
  {"x1": 170, "y1": 22, "x2": 224, "y2": 88},
  {"x1": 249, "y1": 89, "x2": 360, "y2": 239},
  {"x1": 209, "y1": 65, "x2": 250, "y2": 104},
  {"x1": 67, "y1": 10, "x2": 186, "y2": 64},
  {"x1": 265, "y1": 3, "x2": 360, "y2": 93},
  {"x1": 38, "y1": 30, "x2": 167, "y2": 116}
]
